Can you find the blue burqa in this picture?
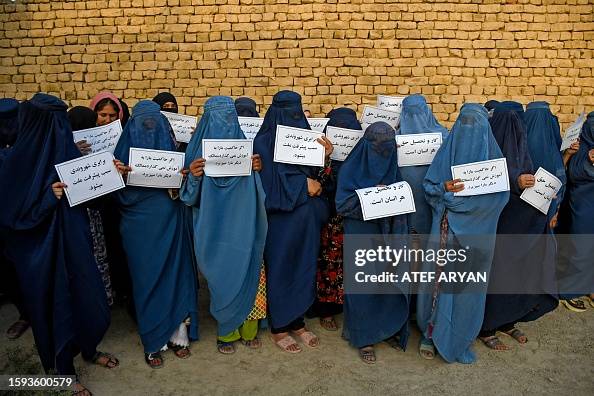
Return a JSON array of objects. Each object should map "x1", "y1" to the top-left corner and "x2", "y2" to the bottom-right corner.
[
  {"x1": 524, "y1": 101, "x2": 566, "y2": 222},
  {"x1": 557, "y1": 112, "x2": 594, "y2": 295},
  {"x1": 482, "y1": 105, "x2": 558, "y2": 332},
  {"x1": 253, "y1": 90, "x2": 329, "y2": 328},
  {"x1": 323, "y1": 107, "x2": 363, "y2": 211},
  {"x1": 180, "y1": 96, "x2": 267, "y2": 335},
  {"x1": 114, "y1": 100, "x2": 198, "y2": 353},
  {"x1": 397, "y1": 94, "x2": 449, "y2": 234},
  {"x1": 0, "y1": 93, "x2": 110, "y2": 373},
  {"x1": 418, "y1": 103, "x2": 509, "y2": 363},
  {"x1": 336, "y1": 121, "x2": 410, "y2": 348}
]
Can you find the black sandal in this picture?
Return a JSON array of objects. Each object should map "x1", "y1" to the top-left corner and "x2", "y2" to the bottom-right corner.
[
  {"x1": 145, "y1": 352, "x2": 164, "y2": 369},
  {"x1": 167, "y1": 342, "x2": 191, "y2": 359},
  {"x1": 89, "y1": 351, "x2": 119, "y2": 369}
]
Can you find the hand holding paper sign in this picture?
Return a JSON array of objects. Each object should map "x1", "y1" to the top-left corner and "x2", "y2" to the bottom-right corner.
[
  {"x1": 444, "y1": 179, "x2": 465, "y2": 193},
  {"x1": 317, "y1": 135, "x2": 334, "y2": 160},
  {"x1": 517, "y1": 174, "x2": 536, "y2": 190},
  {"x1": 589, "y1": 148, "x2": 594, "y2": 164},
  {"x1": 52, "y1": 182, "x2": 67, "y2": 200},
  {"x1": 189, "y1": 158, "x2": 206, "y2": 177},
  {"x1": 520, "y1": 167, "x2": 563, "y2": 215}
]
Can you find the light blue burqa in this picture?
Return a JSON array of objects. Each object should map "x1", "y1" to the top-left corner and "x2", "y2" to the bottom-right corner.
[
  {"x1": 398, "y1": 94, "x2": 448, "y2": 234},
  {"x1": 418, "y1": 103, "x2": 509, "y2": 363},
  {"x1": 180, "y1": 96, "x2": 267, "y2": 335}
]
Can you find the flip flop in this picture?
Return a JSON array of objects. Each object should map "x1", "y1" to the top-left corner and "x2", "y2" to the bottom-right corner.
[
  {"x1": 293, "y1": 330, "x2": 320, "y2": 348},
  {"x1": 216, "y1": 341, "x2": 236, "y2": 355},
  {"x1": 240, "y1": 337, "x2": 262, "y2": 349},
  {"x1": 270, "y1": 334, "x2": 301, "y2": 354},
  {"x1": 480, "y1": 335, "x2": 510, "y2": 350},
  {"x1": 419, "y1": 339, "x2": 435, "y2": 360},
  {"x1": 6, "y1": 320, "x2": 29, "y2": 340},
  {"x1": 503, "y1": 328, "x2": 528, "y2": 344}
]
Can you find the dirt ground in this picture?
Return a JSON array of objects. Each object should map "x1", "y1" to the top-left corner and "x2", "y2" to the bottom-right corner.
[{"x1": 1, "y1": 292, "x2": 593, "y2": 396}]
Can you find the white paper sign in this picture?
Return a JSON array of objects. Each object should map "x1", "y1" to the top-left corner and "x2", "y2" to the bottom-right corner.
[
  {"x1": 127, "y1": 148, "x2": 185, "y2": 188},
  {"x1": 161, "y1": 112, "x2": 198, "y2": 144},
  {"x1": 396, "y1": 133, "x2": 443, "y2": 167},
  {"x1": 360, "y1": 105, "x2": 401, "y2": 130},
  {"x1": 326, "y1": 126, "x2": 364, "y2": 162},
  {"x1": 203, "y1": 139, "x2": 253, "y2": 177},
  {"x1": 55, "y1": 151, "x2": 125, "y2": 207},
  {"x1": 72, "y1": 119, "x2": 122, "y2": 154},
  {"x1": 451, "y1": 158, "x2": 510, "y2": 197},
  {"x1": 520, "y1": 167, "x2": 563, "y2": 214},
  {"x1": 560, "y1": 112, "x2": 586, "y2": 151},
  {"x1": 356, "y1": 182, "x2": 416, "y2": 221},
  {"x1": 377, "y1": 95, "x2": 405, "y2": 114},
  {"x1": 273, "y1": 125, "x2": 325, "y2": 167},
  {"x1": 307, "y1": 118, "x2": 330, "y2": 132},
  {"x1": 238, "y1": 116, "x2": 264, "y2": 140}
]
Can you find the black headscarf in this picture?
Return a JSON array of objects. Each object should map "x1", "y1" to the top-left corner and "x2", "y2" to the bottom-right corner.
[
  {"x1": 152, "y1": 92, "x2": 178, "y2": 113},
  {"x1": 67, "y1": 106, "x2": 97, "y2": 131},
  {"x1": 235, "y1": 97, "x2": 259, "y2": 117}
]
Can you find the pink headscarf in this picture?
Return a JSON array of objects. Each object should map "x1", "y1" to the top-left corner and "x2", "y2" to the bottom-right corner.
[{"x1": 89, "y1": 91, "x2": 124, "y2": 120}]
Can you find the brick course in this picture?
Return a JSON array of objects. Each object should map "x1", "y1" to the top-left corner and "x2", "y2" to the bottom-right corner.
[{"x1": 0, "y1": 0, "x2": 592, "y2": 126}]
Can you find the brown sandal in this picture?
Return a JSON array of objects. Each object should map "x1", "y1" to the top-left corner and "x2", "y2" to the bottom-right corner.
[
  {"x1": 6, "y1": 319, "x2": 29, "y2": 340},
  {"x1": 320, "y1": 317, "x2": 338, "y2": 331},
  {"x1": 167, "y1": 342, "x2": 191, "y2": 359},
  {"x1": 90, "y1": 351, "x2": 119, "y2": 368},
  {"x1": 144, "y1": 352, "x2": 164, "y2": 369},
  {"x1": 270, "y1": 334, "x2": 301, "y2": 354}
]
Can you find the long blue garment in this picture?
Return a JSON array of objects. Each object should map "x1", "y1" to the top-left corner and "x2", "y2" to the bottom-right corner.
[
  {"x1": 482, "y1": 105, "x2": 558, "y2": 332},
  {"x1": 557, "y1": 112, "x2": 594, "y2": 295},
  {"x1": 524, "y1": 101, "x2": 566, "y2": 222},
  {"x1": 324, "y1": 107, "x2": 363, "y2": 210},
  {"x1": 418, "y1": 103, "x2": 509, "y2": 363},
  {"x1": 180, "y1": 96, "x2": 267, "y2": 335},
  {"x1": 0, "y1": 94, "x2": 110, "y2": 372},
  {"x1": 397, "y1": 94, "x2": 448, "y2": 234},
  {"x1": 253, "y1": 90, "x2": 329, "y2": 328},
  {"x1": 336, "y1": 121, "x2": 410, "y2": 348},
  {"x1": 114, "y1": 100, "x2": 198, "y2": 353}
]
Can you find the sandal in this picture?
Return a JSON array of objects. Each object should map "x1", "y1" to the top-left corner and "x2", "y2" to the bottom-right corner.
[
  {"x1": 385, "y1": 335, "x2": 402, "y2": 351},
  {"x1": 241, "y1": 338, "x2": 262, "y2": 349},
  {"x1": 292, "y1": 329, "x2": 319, "y2": 348},
  {"x1": 560, "y1": 298, "x2": 587, "y2": 312},
  {"x1": 72, "y1": 381, "x2": 92, "y2": 396},
  {"x1": 359, "y1": 346, "x2": 376, "y2": 364},
  {"x1": 270, "y1": 334, "x2": 301, "y2": 354},
  {"x1": 217, "y1": 341, "x2": 236, "y2": 355},
  {"x1": 144, "y1": 352, "x2": 164, "y2": 369},
  {"x1": 320, "y1": 316, "x2": 338, "y2": 331},
  {"x1": 6, "y1": 319, "x2": 29, "y2": 340},
  {"x1": 167, "y1": 342, "x2": 191, "y2": 359},
  {"x1": 480, "y1": 335, "x2": 510, "y2": 350},
  {"x1": 90, "y1": 351, "x2": 119, "y2": 368},
  {"x1": 503, "y1": 328, "x2": 528, "y2": 344},
  {"x1": 585, "y1": 295, "x2": 594, "y2": 309},
  {"x1": 419, "y1": 339, "x2": 436, "y2": 360}
]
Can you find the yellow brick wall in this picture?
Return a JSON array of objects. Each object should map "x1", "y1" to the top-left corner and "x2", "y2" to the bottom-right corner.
[{"x1": 0, "y1": 0, "x2": 593, "y2": 126}]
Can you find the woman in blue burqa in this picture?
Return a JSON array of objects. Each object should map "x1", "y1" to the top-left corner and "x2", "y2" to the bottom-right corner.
[
  {"x1": 0, "y1": 93, "x2": 117, "y2": 396},
  {"x1": 309, "y1": 107, "x2": 363, "y2": 332},
  {"x1": 0, "y1": 98, "x2": 31, "y2": 341},
  {"x1": 335, "y1": 121, "x2": 411, "y2": 364},
  {"x1": 253, "y1": 90, "x2": 332, "y2": 353},
  {"x1": 398, "y1": 95, "x2": 448, "y2": 236},
  {"x1": 556, "y1": 111, "x2": 594, "y2": 310},
  {"x1": 479, "y1": 102, "x2": 558, "y2": 350},
  {"x1": 524, "y1": 101, "x2": 565, "y2": 227},
  {"x1": 418, "y1": 103, "x2": 509, "y2": 363},
  {"x1": 113, "y1": 100, "x2": 198, "y2": 369},
  {"x1": 181, "y1": 96, "x2": 268, "y2": 355}
]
